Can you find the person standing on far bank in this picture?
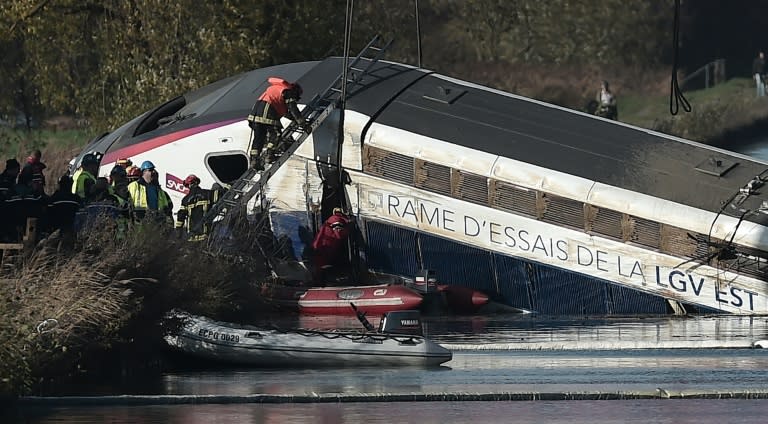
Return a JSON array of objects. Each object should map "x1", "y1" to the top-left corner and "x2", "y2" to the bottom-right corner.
[{"x1": 753, "y1": 51, "x2": 765, "y2": 97}]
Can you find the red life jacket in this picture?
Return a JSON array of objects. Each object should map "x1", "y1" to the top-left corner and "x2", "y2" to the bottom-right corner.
[
  {"x1": 311, "y1": 213, "x2": 351, "y2": 268},
  {"x1": 258, "y1": 77, "x2": 294, "y2": 117}
]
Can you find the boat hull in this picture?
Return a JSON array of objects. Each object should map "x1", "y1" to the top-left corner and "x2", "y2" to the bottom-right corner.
[
  {"x1": 266, "y1": 284, "x2": 424, "y2": 315},
  {"x1": 165, "y1": 312, "x2": 452, "y2": 367},
  {"x1": 438, "y1": 284, "x2": 490, "y2": 314}
]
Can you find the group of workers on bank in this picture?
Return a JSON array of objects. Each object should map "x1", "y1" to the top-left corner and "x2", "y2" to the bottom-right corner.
[
  {"x1": 2, "y1": 149, "x2": 352, "y2": 280},
  {"x1": 0, "y1": 151, "x2": 219, "y2": 244},
  {"x1": 68, "y1": 154, "x2": 175, "y2": 229},
  {"x1": 2, "y1": 76, "x2": 351, "y2": 281}
]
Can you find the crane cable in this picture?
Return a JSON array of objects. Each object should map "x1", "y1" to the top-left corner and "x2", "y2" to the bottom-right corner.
[{"x1": 669, "y1": 0, "x2": 691, "y2": 115}]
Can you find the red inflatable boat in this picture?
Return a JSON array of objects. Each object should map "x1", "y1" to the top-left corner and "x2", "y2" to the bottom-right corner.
[
  {"x1": 262, "y1": 268, "x2": 489, "y2": 315},
  {"x1": 264, "y1": 283, "x2": 424, "y2": 315},
  {"x1": 299, "y1": 284, "x2": 424, "y2": 315}
]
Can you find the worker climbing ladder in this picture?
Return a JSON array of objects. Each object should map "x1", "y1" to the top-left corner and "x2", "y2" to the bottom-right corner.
[{"x1": 200, "y1": 35, "x2": 392, "y2": 229}]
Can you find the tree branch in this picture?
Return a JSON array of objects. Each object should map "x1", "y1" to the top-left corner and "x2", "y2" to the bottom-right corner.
[{"x1": 9, "y1": 0, "x2": 53, "y2": 34}]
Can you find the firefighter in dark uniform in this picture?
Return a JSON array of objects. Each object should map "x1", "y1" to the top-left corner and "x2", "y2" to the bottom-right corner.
[
  {"x1": 175, "y1": 174, "x2": 212, "y2": 241},
  {"x1": 247, "y1": 77, "x2": 312, "y2": 169},
  {"x1": 0, "y1": 158, "x2": 21, "y2": 199},
  {"x1": 47, "y1": 175, "x2": 82, "y2": 235}
]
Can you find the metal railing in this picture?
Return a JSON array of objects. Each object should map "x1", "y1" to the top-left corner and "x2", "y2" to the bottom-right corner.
[{"x1": 681, "y1": 58, "x2": 726, "y2": 89}]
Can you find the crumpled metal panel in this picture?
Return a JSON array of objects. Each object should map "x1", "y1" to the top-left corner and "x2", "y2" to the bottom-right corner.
[
  {"x1": 417, "y1": 232, "x2": 495, "y2": 292},
  {"x1": 363, "y1": 220, "x2": 420, "y2": 277},
  {"x1": 415, "y1": 159, "x2": 452, "y2": 197}
]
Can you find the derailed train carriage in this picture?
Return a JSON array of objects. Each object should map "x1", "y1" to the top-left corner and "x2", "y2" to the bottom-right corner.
[{"x1": 74, "y1": 53, "x2": 768, "y2": 316}]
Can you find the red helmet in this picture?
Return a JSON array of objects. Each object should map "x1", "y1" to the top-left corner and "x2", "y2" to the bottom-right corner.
[
  {"x1": 183, "y1": 174, "x2": 200, "y2": 187},
  {"x1": 126, "y1": 165, "x2": 141, "y2": 178}
]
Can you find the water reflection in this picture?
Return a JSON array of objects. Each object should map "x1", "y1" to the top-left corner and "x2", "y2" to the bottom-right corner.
[
  {"x1": 9, "y1": 316, "x2": 768, "y2": 423},
  {"x1": 725, "y1": 137, "x2": 768, "y2": 162},
  {"x1": 15, "y1": 400, "x2": 768, "y2": 424},
  {"x1": 161, "y1": 367, "x2": 431, "y2": 396},
  {"x1": 426, "y1": 315, "x2": 768, "y2": 347},
  {"x1": 36, "y1": 315, "x2": 768, "y2": 398},
  {"x1": 289, "y1": 313, "x2": 768, "y2": 348}
]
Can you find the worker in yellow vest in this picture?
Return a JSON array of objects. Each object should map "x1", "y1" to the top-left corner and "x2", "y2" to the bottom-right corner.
[
  {"x1": 71, "y1": 153, "x2": 99, "y2": 200},
  {"x1": 126, "y1": 160, "x2": 173, "y2": 222}
]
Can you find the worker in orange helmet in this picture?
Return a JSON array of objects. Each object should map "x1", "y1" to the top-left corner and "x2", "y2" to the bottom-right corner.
[
  {"x1": 116, "y1": 158, "x2": 133, "y2": 169},
  {"x1": 247, "y1": 77, "x2": 312, "y2": 170}
]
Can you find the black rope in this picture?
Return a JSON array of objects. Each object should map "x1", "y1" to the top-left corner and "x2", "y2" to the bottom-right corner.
[
  {"x1": 267, "y1": 326, "x2": 422, "y2": 344},
  {"x1": 669, "y1": 0, "x2": 691, "y2": 115},
  {"x1": 340, "y1": 0, "x2": 354, "y2": 111},
  {"x1": 415, "y1": 0, "x2": 422, "y2": 68},
  {"x1": 337, "y1": 0, "x2": 354, "y2": 192}
]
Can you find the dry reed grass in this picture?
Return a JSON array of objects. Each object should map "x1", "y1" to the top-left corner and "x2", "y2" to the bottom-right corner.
[{"x1": 0, "y1": 214, "x2": 271, "y2": 396}]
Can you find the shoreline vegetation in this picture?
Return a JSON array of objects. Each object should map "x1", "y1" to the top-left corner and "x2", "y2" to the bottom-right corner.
[
  {"x1": 0, "y1": 216, "x2": 275, "y2": 398},
  {"x1": 2, "y1": 72, "x2": 767, "y2": 399}
]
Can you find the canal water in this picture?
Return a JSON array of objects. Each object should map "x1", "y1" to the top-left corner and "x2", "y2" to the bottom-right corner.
[
  {"x1": 8, "y1": 315, "x2": 768, "y2": 423},
  {"x1": 720, "y1": 134, "x2": 768, "y2": 161},
  {"x1": 9, "y1": 138, "x2": 768, "y2": 423},
  {"x1": 12, "y1": 400, "x2": 768, "y2": 424}
]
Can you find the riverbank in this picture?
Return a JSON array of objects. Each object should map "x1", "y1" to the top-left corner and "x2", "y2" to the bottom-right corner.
[
  {"x1": 0, "y1": 219, "x2": 273, "y2": 397},
  {"x1": 620, "y1": 77, "x2": 768, "y2": 146}
]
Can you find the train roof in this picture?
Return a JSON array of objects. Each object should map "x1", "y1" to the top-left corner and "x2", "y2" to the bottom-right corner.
[
  {"x1": 97, "y1": 56, "x2": 768, "y2": 226},
  {"x1": 330, "y1": 58, "x2": 768, "y2": 226}
]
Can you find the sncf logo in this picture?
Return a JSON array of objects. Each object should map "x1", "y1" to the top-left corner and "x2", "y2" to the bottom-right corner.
[{"x1": 165, "y1": 173, "x2": 189, "y2": 194}]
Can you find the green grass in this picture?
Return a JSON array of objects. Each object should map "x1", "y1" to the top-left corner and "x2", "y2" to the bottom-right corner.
[
  {"x1": 0, "y1": 127, "x2": 91, "y2": 160},
  {"x1": 620, "y1": 77, "x2": 758, "y2": 132}
]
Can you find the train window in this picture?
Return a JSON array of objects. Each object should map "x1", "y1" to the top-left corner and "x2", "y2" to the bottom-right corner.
[
  {"x1": 133, "y1": 96, "x2": 186, "y2": 137},
  {"x1": 206, "y1": 152, "x2": 248, "y2": 185}
]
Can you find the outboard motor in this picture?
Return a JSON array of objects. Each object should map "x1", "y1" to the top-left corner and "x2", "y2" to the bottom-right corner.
[
  {"x1": 407, "y1": 269, "x2": 447, "y2": 314},
  {"x1": 408, "y1": 269, "x2": 438, "y2": 294},
  {"x1": 378, "y1": 310, "x2": 423, "y2": 336}
]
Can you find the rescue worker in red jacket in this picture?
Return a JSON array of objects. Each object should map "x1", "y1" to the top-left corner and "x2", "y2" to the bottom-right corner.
[
  {"x1": 18, "y1": 149, "x2": 47, "y2": 188},
  {"x1": 174, "y1": 174, "x2": 212, "y2": 241},
  {"x1": 247, "y1": 77, "x2": 311, "y2": 169},
  {"x1": 311, "y1": 207, "x2": 352, "y2": 283}
]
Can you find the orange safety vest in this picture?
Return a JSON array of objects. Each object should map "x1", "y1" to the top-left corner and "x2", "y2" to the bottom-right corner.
[{"x1": 257, "y1": 77, "x2": 295, "y2": 117}]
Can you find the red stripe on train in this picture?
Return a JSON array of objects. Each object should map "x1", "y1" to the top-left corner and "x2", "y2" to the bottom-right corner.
[{"x1": 101, "y1": 119, "x2": 242, "y2": 164}]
